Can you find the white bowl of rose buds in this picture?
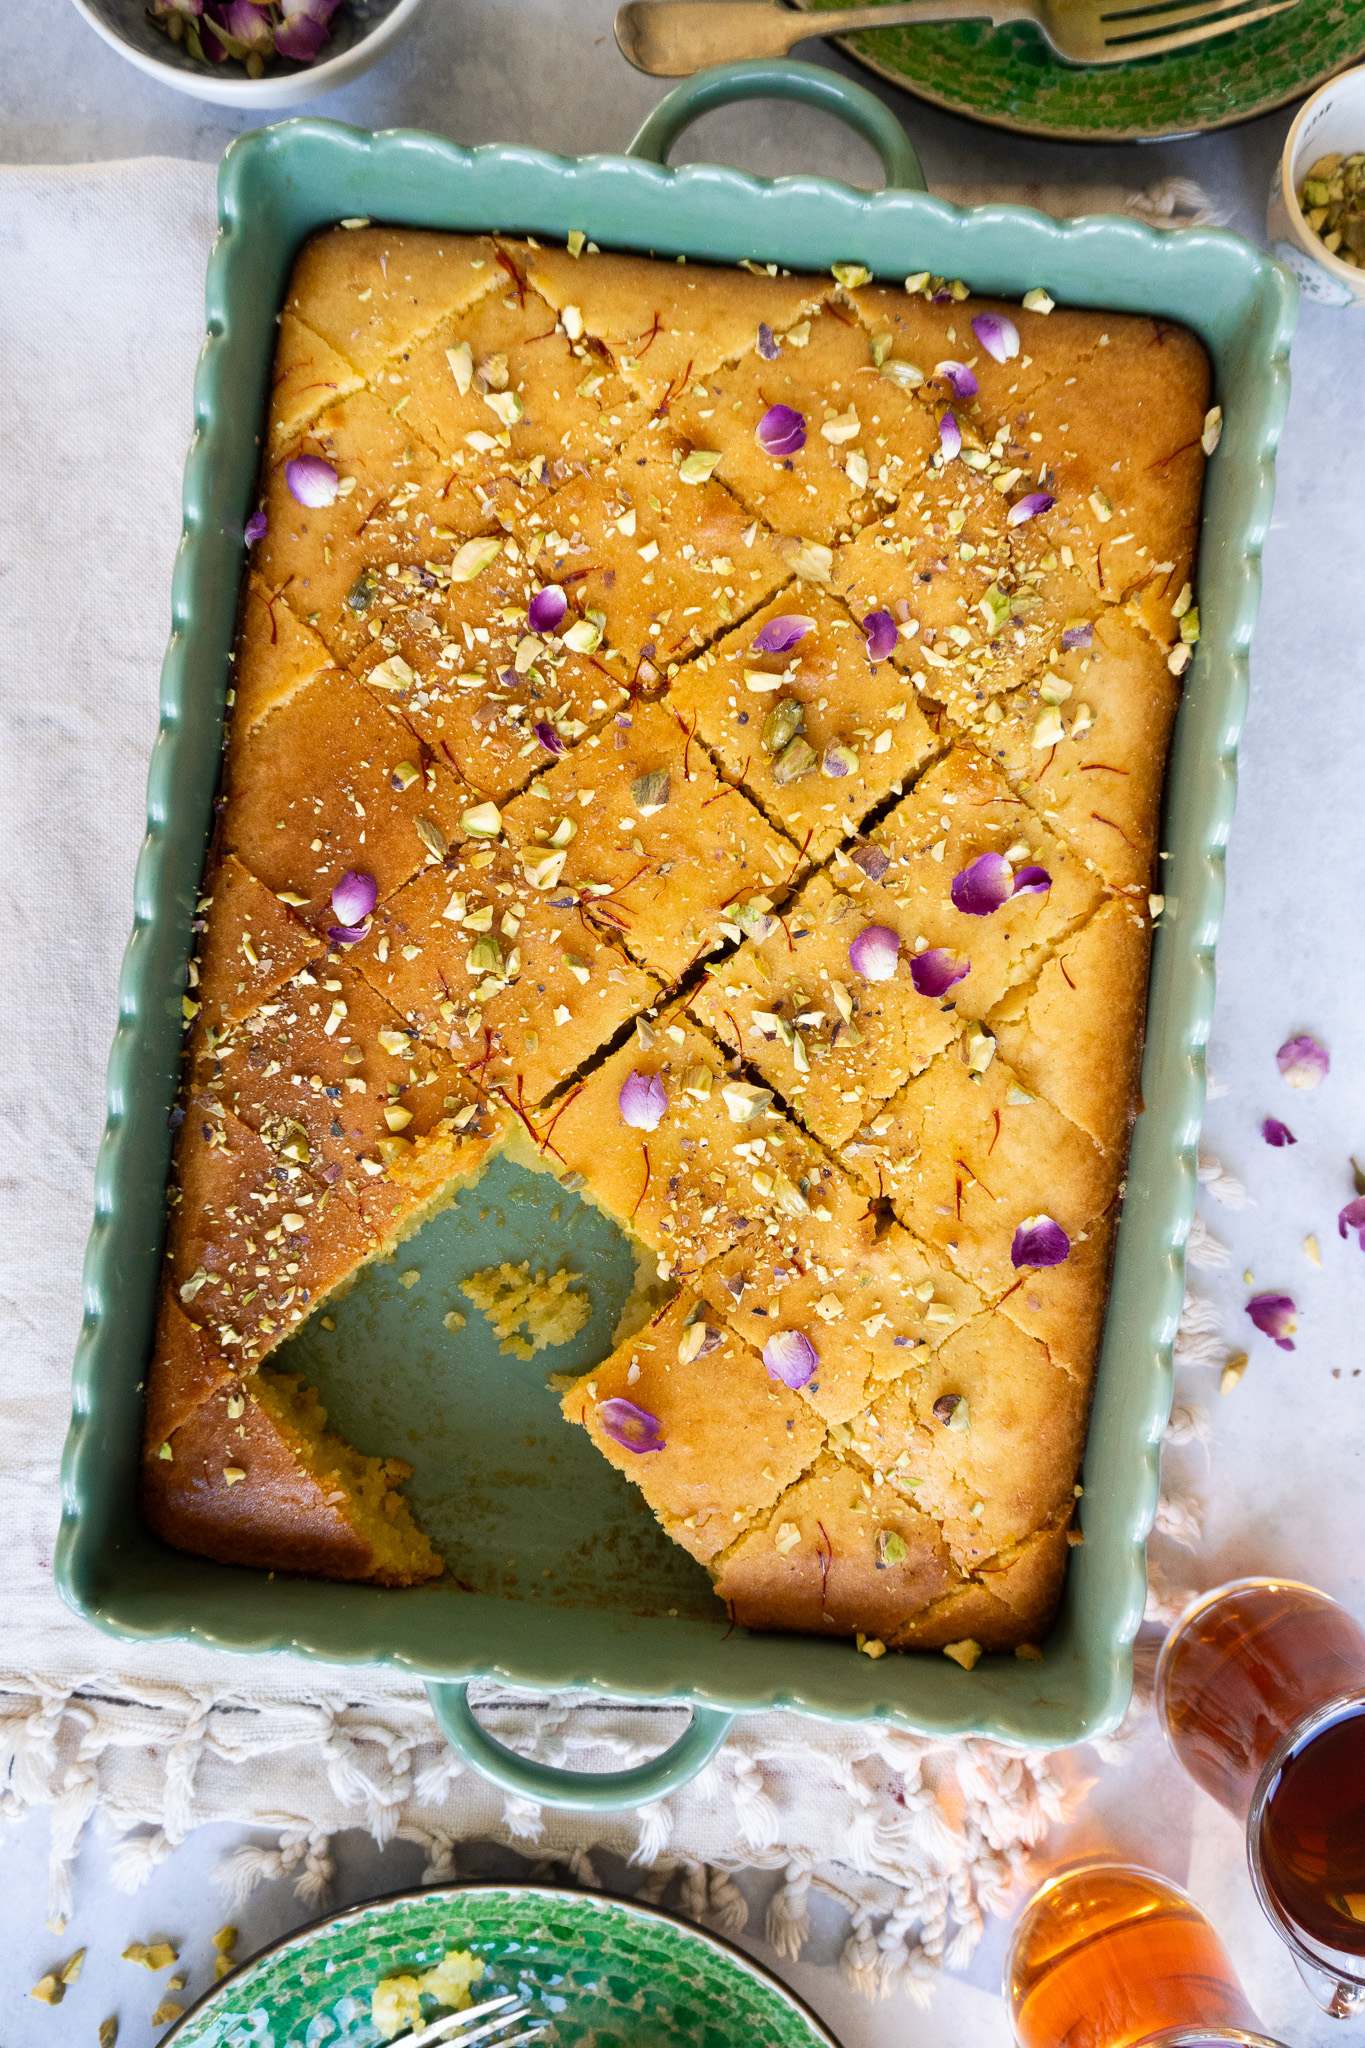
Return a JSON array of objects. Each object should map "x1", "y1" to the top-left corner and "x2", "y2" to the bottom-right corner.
[{"x1": 68, "y1": 0, "x2": 426, "y2": 106}]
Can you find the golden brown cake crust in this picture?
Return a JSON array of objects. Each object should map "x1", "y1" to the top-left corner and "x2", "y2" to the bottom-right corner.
[
  {"x1": 141, "y1": 1378, "x2": 381, "y2": 1582},
  {"x1": 146, "y1": 225, "x2": 1208, "y2": 1640}
]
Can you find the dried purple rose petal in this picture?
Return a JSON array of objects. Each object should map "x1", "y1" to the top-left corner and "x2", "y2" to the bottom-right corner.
[
  {"x1": 285, "y1": 454, "x2": 338, "y2": 508},
  {"x1": 756, "y1": 404, "x2": 806, "y2": 458},
  {"x1": 752, "y1": 613, "x2": 815, "y2": 655},
  {"x1": 1011, "y1": 1215, "x2": 1070, "y2": 1268},
  {"x1": 331, "y1": 870, "x2": 377, "y2": 926},
  {"x1": 327, "y1": 921, "x2": 370, "y2": 946},
  {"x1": 849, "y1": 925, "x2": 900, "y2": 982},
  {"x1": 762, "y1": 1329, "x2": 818, "y2": 1390},
  {"x1": 1006, "y1": 491, "x2": 1055, "y2": 527},
  {"x1": 910, "y1": 949, "x2": 969, "y2": 999},
  {"x1": 862, "y1": 609, "x2": 897, "y2": 663},
  {"x1": 219, "y1": 0, "x2": 275, "y2": 55},
  {"x1": 599, "y1": 1397, "x2": 665, "y2": 1454},
  {"x1": 1277, "y1": 1033, "x2": 1329, "y2": 1090},
  {"x1": 938, "y1": 412, "x2": 962, "y2": 462},
  {"x1": 533, "y1": 721, "x2": 565, "y2": 757},
  {"x1": 1011, "y1": 865, "x2": 1051, "y2": 896},
  {"x1": 1339, "y1": 1197, "x2": 1365, "y2": 1249},
  {"x1": 971, "y1": 311, "x2": 1020, "y2": 364},
  {"x1": 528, "y1": 585, "x2": 568, "y2": 635},
  {"x1": 935, "y1": 360, "x2": 979, "y2": 400},
  {"x1": 757, "y1": 322, "x2": 781, "y2": 361},
  {"x1": 1061, "y1": 621, "x2": 1094, "y2": 652},
  {"x1": 1246, "y1": 1292, "x2": 1297, "y2": 1351},
  {"x1": 951, "y1": 851, "x2": 1013, "y2": 917},
  {"x1": 275, "y1": 0, "x2": 340, "y2": 56},
  {"x1": 1262, "y1": 1118, "x2": 1297, "y2": 1148},
  {"x1": 244, "y1": 509, "x2": 267, "y2": 544},
  {"x1": 618, "y1": 1069, "x2": 667, "y2": 1130}
]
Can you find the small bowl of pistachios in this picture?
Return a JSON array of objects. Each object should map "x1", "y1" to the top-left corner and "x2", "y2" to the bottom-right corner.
[{"x1": 1268, "y1": 63, "x2": 1365, "y2": 307}]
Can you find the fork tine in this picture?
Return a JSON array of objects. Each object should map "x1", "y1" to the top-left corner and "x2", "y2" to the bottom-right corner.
[
  {"x1": 401, "y1": 2001, "x2": 529, "y2": 2048},
  {"x1": 1102, "y1": 0, "x2": 1297, "y2": 45}
]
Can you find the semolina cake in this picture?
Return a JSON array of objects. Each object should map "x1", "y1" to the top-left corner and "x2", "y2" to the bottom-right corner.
[{"x1": 142, "y1": 224, "x2": 1209, "y2": 1647}]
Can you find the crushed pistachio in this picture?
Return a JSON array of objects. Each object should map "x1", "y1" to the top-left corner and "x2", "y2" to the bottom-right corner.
[
  {"x1": 678, "y1": 449, "x2": 721, "y2": 484},
  {"x1": 1297, "y1": 152, "x2": 1365, "y2": 266},
  {"x1": 943, "y1": 1638, "x2": 982, "y2": 1671},
  {"x1": 123, "y1": 1941, "x2": 179, "y2": 1970},
  {"x1": 631, "y1": 769, "x2": 671, "y2": 814}
]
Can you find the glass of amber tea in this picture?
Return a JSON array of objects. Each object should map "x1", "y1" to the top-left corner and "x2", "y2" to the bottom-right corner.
[
  {"x1": 1157, "y1": 1576, "x2": 1365, "y2": 2019},
  {"x1": 1004, "y1": 1860, "x2": 1284, "y2": 2048}
]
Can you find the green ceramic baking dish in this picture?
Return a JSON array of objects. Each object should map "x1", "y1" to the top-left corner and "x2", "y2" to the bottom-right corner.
[{"x1": 58, "y1": 60, "x2": 1297, "y2": 1803}]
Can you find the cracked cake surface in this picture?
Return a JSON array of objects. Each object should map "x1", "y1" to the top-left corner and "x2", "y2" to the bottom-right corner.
[{"x1": 141, "y1": 225, "x2": 1208, "y2": 1647}]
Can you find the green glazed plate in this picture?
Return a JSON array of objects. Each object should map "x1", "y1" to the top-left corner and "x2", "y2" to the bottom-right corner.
[
  {"x1": 798, "y1": 0, "x2": 1365, "y2": 142},
  {"x1": 58, "y1": 61, "x2": 1297, "y2": 1769},
  {"x1": 166, "y1": 1884, "x2": 841, "y2": 2048}
]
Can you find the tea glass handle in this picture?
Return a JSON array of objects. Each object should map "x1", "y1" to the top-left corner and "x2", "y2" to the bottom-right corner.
[
  {"x1": 626, "y1": 57, "x2": 927, "y2": 192},
  {"x1": 426, "y1": 1681, "x2": 735, "y2": 1810},
  {"x1": 1289, "y1": 1952, "x2": 1365, "y2": 2019}
]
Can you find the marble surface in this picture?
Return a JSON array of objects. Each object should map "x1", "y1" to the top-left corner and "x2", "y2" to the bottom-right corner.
[{"x1": 7, "y1": 2, "x2": 1365, "y2": 2043}]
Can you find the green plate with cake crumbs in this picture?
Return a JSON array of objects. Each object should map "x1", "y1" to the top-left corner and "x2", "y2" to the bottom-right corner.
[
  {"x1": 59, "y1": 60, "x2": 1297, "y2": 1785},
  {"x1": 797, "y1": 0, "x2": 1365, "y2": 142},
  {"x1": 166, "y1": 1884, "x2": 841, "y2": 2048}
]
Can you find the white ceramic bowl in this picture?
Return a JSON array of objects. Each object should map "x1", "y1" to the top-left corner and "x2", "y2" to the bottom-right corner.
[
  {"x1": 68, "y1": 0, "x2": 426, "y2": 106},
  {"x1": 1267, "y1": 61, "x2": 1365, "y2": 308}
]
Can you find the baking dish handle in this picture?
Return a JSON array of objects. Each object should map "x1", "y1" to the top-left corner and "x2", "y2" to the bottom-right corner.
[
  {"x1": 426, "y1": 1681, "x2": 736, "y2": 1810},
  {"x1": 626, "y1": 56, "x2": 926, "y2": 192}
]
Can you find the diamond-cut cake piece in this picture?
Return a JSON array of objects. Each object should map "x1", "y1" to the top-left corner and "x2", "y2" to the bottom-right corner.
[
  {"x1": 168, "y1": 1103, "x2": 378, "y2": 1368},
  {"x1": 841, "y1": 1037, "x2": 1118, "y2": 1289},
  {"x1": 233, "y1": 575, "x2": 339, "y2": 739},
  {"x1": 380, "y1": 283, "x2": 646, "y2": 480},
  {"x1": 711, "y1": 1450, "x2": 958, "y2": 1637},
  {"x1": 502, "y1": 698, "x2": 801, "y2": 984},
  {"x1": 255, "y1": 391, "x2": 496, "y2": 667},
  {"x1": 997, "y1": 1214, "x2": 1115, "y2": 1382},
  {"x1": 347, "y1": 539, "x2": 627, "y2": 805},
  {"x1": 846, "y1": 286, "x2": 1106, "y2": 434},
  {"x1": 265, "y1": 313, "x2": 364, "y2": 460},
  {"x1": 988, "y1": 899, "x2": 1150, "y2": 1156},
  {"x1": 690, "y1": 868, "x2": 960, "y2": 1153},
  {"x1": 533, "y1": 1009, "x2": 868, "y2": 1282},
  {"x1": 668, "y1": 589, "x2": 939, "y2": 862},
  {"x1": 199, "y1": 956, "x2": 501, "y2": 1209},
  {"x1": 832, "y1": 471, "x2": 1105, "y2": 702},
  {"x1": 1005, "y1": 319, "x2": 1209, "y2": 604},
  {"x1": 512, "y1": 421, "x2": 793, "y2": 676},
  {"x1": 223, "y1": 668, "x2": 472, "y2": 930},
  {"x1": 516, "y1": 240, "x2": 829, "y2": 410},
  {"x1": 698, "y1": 1215, "x2": 982, "y2": 1427},
  {"x1": 193, "y1": 854, "x2": 322, "y2": 1032},
  {"x1": 285, "y1": 226, "x2": 501, "y2": 380},
  {"x1": 665, "y1": 306, "x2": 938, "y2": 547},
  {"x1": 559, "y1": 1288, "x2": 825, "y2": 1565},
  {"x1": 935, "y1": 607, "x2": 1181, "y2": 891},
  {"x1": 140, "y1": 1363, "x2": 443, "y2": 1584},
  {"x1": 856, "y1": 1307, "x2": 1087, "y2": 1572},
  {"x1": 891, "y1": 1525, "x2": 1070, "y2": 1652},
  {"x1": 350, "y1": 841, "x2": 658, "y2": 1106},
  {"x1": 867, "y1": 746, "x2": 1103, "y2": 1018}
]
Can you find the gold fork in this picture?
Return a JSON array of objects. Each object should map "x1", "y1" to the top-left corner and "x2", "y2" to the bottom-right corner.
[{"x1": 615, "y1": 0, "x2": 1300, "y2": 72}]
